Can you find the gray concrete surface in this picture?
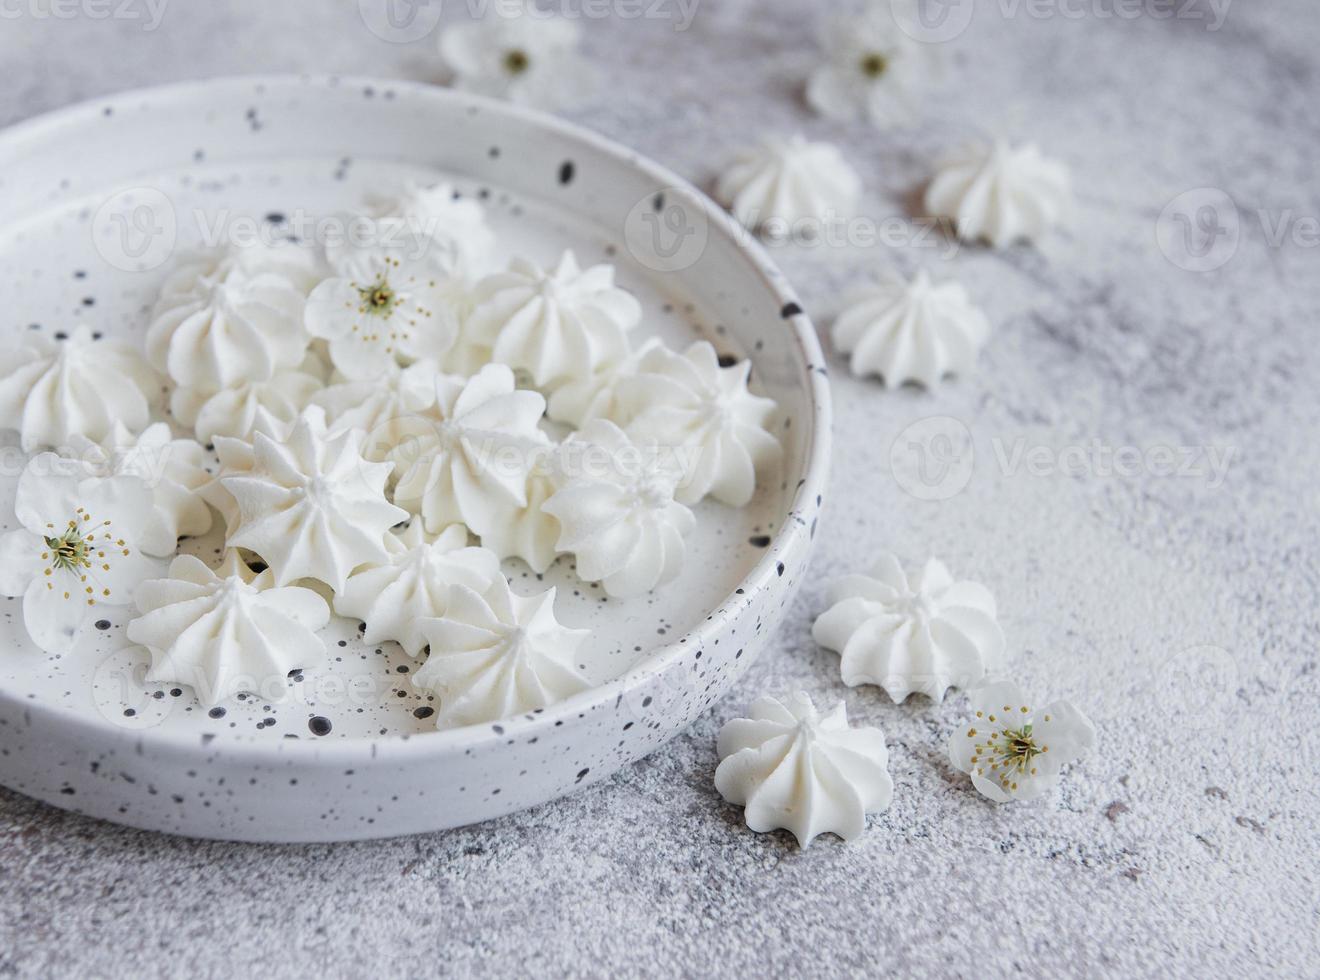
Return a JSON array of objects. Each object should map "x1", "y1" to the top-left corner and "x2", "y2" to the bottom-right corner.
[{"x1": 1, "y1": 1, "x2": 1317, "y2": 976}]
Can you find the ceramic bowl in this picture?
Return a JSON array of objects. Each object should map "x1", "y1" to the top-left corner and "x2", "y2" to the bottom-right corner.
[{"x1": 0, "y1": 76, "x2": 830, "y2": 842}]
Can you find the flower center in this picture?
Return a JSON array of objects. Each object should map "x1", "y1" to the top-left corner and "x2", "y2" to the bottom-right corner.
[
  {"x1": 859, "y1": 51, "x2": 888, "y2": 79},
  {"x1": 40, "y1": 507, "x2": 124, "y2": 606},
  {"x1": 503, "y1": 48, "x2": 530, "y2": 75},
  {"x1": 965, "y1": 704, "x2": 1053, "y2": 794},
  {"x1": 357, "y1": 276, "x2": 399, "y2": 318}
]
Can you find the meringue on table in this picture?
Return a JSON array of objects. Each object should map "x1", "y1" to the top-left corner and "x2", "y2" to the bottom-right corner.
[
  {"x1": 716, "y1": 135, "x2": 862, "y2": 231},
  {"x1": 414, "y1": 577, "x2": 591, "y2": 728},
  {"x1": 0, "y1": 325, "x2": 158, "y2": 452},
  {"x1": 831, "y1": 269, "x2": 991, "y2": 387},
  {"x1": 715, "y1": 692, "x2": 894, "y2": 848},
  {"x1": 128, "y1": 551, "x2": 330, "y2": 707},
  {"x1": 925, "y1": 139, "x2": 1072, "y2": 247},
  {"x1": 812, "y1": 553, "x2": 1005, "y2": 703}
]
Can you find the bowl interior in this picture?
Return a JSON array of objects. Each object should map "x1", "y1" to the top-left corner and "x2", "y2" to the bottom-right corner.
[{"x1": 0, "y1": 77, "x2": 825, "y2": 747}]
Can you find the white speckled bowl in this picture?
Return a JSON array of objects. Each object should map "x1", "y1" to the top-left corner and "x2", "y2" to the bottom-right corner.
[{"x1": 0, "y1": 76, "x2": 829, "y2": 842}]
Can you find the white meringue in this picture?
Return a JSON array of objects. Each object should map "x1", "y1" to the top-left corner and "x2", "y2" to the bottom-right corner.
[
  {"x1": 391, "y1": 363, "x2": 550, "y2": 538},
  {"x1": 0, "y1": 454, "x2": 158, "y2": 653},
  {"x1": 621, "y1": 341, "x2": 781, "y2": 507},
  {"x1": 333, "y1": 522, "x2": 503, "y2": 659},
  {"x1": 812, "y1": 554, "x2": 1005, "y2": 703},
  {"x1": 363, "y1": 182, "x2": 496, "y2": 277},
  {"x1": 466, "y1": 252, "x2": 641, "y2": 389},
  {"x1": 128, "y1": 552, "x2": 330, "y2": 707},
  {"x1": 715, "y1": 692, "x2": 893, "y2": 848},
  {"x1": 200, "y1": 409, "x2": 296, "y2": 535},
  {"x1": 0, "y1": 325, "x2": 157, "y2": 452},
  {"x1": 541, "y1": 420, "x2": 694, "y2": 598},
  {"x1": 304, "y1": 250, "x2": 460, "y2": 381},
  {"x1": 221, "y1": 409, "x2": 409, "y2": 592},
  {"x1": 414, "y1": 578, "x2": 590, "y2": 728},
  {"x1": 715, "y1": 135, "x2": 862, "y2": 231},
  {"x1": 170, "y1": 368, "x2": 323, "y2": 444},
  {"x1": 145, "y1": 242, "x2": 317, "y2": 392},
  {"x1": 948, "y1": 680, "x2": 1095, "y2": 803},
  {"x1": 62, "y1": 421, "x2": 213, "y2": 556},
  {"x1": 925, "y1": 139, "x2": 1071, "y2": 247},
  {"x1": 312, "y1": 359, "x2": 440, "y2": 464},
  {"x1": 476, "y1": 448, "x2": 561, "y2": 574},
  {"x1": 832, "y1": 269, "x2": 991, "y2": 387},
  {"x1": 545, "y1": 337, "x2": 664, "y2": 429}
]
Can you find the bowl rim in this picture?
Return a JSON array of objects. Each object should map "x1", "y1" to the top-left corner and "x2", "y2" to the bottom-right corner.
[{"x1": 0, "y1": 74, "x2": 832, "y2": 764}]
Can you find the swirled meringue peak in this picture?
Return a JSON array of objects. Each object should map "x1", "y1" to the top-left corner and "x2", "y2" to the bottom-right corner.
[
  {"x1": 925, "y1": 139, "x2": 1071, "y2": 247},
  {"x1": 62, "y1": 421, "x2": 213, "y2": 556},
  {"x1": 621, "y1": 341, "x2": 781, "y2": 507},
  {"x1": 391, "y1": 363, "x2": 551, "y2": 537},
  {"x1": 201, "y1": 408, "x2": 296, "y2": 535},
  {"x1": 812, "y1": 554, "x2": 1005, "y2": 703},
  {"x1": 312, "y1": 359, "x2": 440, "y2": 464},
  {"x1": 716, "y1": 135, "x2": 862, "y2": 231},
  {"x1": 363, "y1": 181, "x2": 497, "y2": 277},
  {"x1": 221, "y1": 408, "x2": 409, "y2": 592},
  {"x1": 334, "y1": 522, "x2": 504, "y2": 659},
  {"x1": 128, "y1": 552, "x2": 330, "y2": 706},
  {"x1": 715, "y1": 692, "x2": 893, "y2": 848},
  {"x1": 477, "y1": 445, "x2": 562, "y2": 574},
  {"x1": 414, "y1": 578, "x2": 590, "y2": 729},
  {"x1": 541, "y1": 419, "x2": 695, "y2": 598},
  {"x1": 545, "y1": 337, "x2": 663, "y2": 429},
  {"x1": 467, "y1": 252, "x2": 641, "y2": 389},
  {"x1": 146, "y1": 242, "x2": 318, "y2": 392},
  {"x1": 170, "y1": 367, "x2": 323, "y2": 444},
  {"x1": 832, "y1": 269, "x2": 991, "y2": 387},
  {"x1": 304, "y1": 243, "x2": 461, "y2": 381},
  {"x1": 0, "y1": 325, "x2": 157, "y2": 451}
]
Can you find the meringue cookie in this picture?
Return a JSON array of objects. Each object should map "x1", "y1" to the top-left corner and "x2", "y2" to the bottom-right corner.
[
  {"x1": 832, "y1": 269, "x2": 991, "y2": 387},
  {"x1": 0, "y1": 325, "x2": 157, "y2": 452},
  {"x1": 62, "y1": 421, "x2": 213, "y2": 556},
  {"x1": 545, "y1": 337, "x2": 664, "y2": 428},
  {"x1": 334, "y1": 522, "x2": 504, "y2": 658},
  {"x1": 170, "y1": 368, "x2": 323, "y2": 444},
  {"x1": 363, "y1": 182, "x2": 496, "y2": 277},
  {"x1": 304, "y1": 250, "x2": 460, "y2": 381},
  {"x1": 948, "y1": 679, "x2": 1095, "y2": 803},
  {"x1": 621, "y1": 341, "x2": 781, "y2": 507},
  {"x1": 715, "y1": 135, "x2": 862, "y2": 231},
  {"x1": 391, "y1": 363, "x2": 551, "y2": 538},
  {"x1": 200, "y1": 409, "x2": 296, "y2": 534},
  {"x1": 414, "y1": 578, "x2": 590, "y2": 728},
  {"x1": 221, "y1": 409, "x2": 409, "y2": 592},
  {"x1": 925, "y1": 139, "x2": 1071, "y2": 247},
  {"x1": 715, "y1": 692, "x2": 893, "y2": 848},
  {"x1": 0, "y1": 454, "x2": 158, "y2": 653},
  {"x1": 312, "y1": 359, "x2": 440, "y2": 464},
  {"x1": 146, "y1": 242, "x2": 317, "y2": 392},
  {"x1": 466, "y1": 252, "x2": 641, "y2": 389},
  {"x1": 541, "y1": 419, "x2": 695, "y2": 598},
  {"x1": 476, "y1": 448, "x2": 561, "y2": 574},
  {"x1": 128, "y1": 552, "x2": 330, "y2": 707},
  {"x1": 812, "y1": 554, "x2": 1005, "y2": 703}
]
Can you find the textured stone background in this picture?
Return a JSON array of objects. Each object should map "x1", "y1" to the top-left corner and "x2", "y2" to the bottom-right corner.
[{"x1": 1, "y1": 1, "x2": 1317, "y2": 976}]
